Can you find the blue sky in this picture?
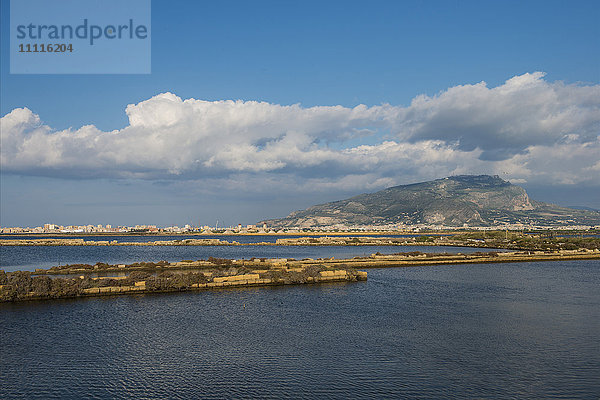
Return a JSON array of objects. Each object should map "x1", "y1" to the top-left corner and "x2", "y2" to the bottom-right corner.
[{"x1": 1, "y1": 0, "x2": 599, "y2": 227}]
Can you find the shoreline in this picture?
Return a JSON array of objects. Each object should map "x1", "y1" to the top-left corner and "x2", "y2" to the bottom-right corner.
[
  {"x1": 0, "y1": 265, "x2": 367, "y2": 303},
  {"x1": 2, "y1": 235, "x2": 599, "y2": 253},
  {"x1": 311, "y1": 250, "x2": 600, "y2": 269},
  {"x1": 1, "y1": 229, "x2": 597, "y2": 237},
  {"x1": 23, "y1": 248, "x2": 599, "y2": 276},
  {"x1": 2, "y1": 249, "x2": 599, "y2": 303},
  {"x1": 4, "y1": 271, "x2": 365, "y2": 303}
]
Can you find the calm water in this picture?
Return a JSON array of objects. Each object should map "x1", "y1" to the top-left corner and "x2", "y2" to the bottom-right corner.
[
  {"x1": 1, "y1": 260, "x2": 598, "y2": 399},
  {"x1": 1, "y1": 244, "x2": 486, "y2": 272}
]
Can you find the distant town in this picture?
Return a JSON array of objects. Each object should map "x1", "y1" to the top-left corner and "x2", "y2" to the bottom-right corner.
[
  {"x1": 1, "y1": 222, "x2": 598, "y2": 235},
  {"x1": 3, "y1": 175, "x2": 599, "y2": 235},
  {"x1": 1, "y1": 223, "x2": 272, "y2": 235}
]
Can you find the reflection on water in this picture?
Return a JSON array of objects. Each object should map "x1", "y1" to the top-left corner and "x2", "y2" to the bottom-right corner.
[{"x1": 1, "y1": 260, "x2": 599, "y2": 399}]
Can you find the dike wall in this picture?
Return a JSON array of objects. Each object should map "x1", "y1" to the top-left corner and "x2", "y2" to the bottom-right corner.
[{"x1": 2, "y1": 270, "x2": 367, "y2": 302}]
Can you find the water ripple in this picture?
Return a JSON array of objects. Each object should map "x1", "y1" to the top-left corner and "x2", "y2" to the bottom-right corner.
[{"x1": 1, "y1": 260, "x2": 599, "y2": 399}]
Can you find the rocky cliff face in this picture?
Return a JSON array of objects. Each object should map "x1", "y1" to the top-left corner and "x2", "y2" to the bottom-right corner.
[{"x1": 260, "y1": 175, "x2": 600, "y2": 228}]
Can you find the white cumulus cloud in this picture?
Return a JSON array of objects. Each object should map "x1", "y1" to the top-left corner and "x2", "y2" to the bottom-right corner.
[{"x1": 1, "y1": 72, "x2": 598, "y2": 190}]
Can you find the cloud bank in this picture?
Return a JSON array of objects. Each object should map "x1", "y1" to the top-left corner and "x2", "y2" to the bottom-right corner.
[{"x1": 2, "y1": 72, "x2": 599, "y2": 191}]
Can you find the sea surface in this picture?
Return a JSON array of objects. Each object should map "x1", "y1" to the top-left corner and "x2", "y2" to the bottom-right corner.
[
  {"x1": 1, "y1": 257, "x2": 599, "y2": 399},
  {"x1": 1, "y1": 242, "x2": 486, "y2": 272}
]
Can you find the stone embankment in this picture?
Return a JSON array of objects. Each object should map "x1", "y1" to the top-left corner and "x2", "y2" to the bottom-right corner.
[
  {"x1": 19, "y1": 248, "x2": 600, "y2": 278},
  {"x1": 2, "y1": 234, "x2": 599, "y2": 252},
  {"x1": 299, "y1": 249, "x2": 600, "y2": 269},
  {"x1": 79, "y1": 269, "x2": 364, "y2": 297},
  {"x1": 0, "y1": 264, "x2": 367, "y2": 302},
  {"x1": 2, "y1": 248, "x2": 599, "y2": 302}
]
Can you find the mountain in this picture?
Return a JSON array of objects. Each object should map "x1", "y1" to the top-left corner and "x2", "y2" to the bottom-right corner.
[{"x1": 260, "y1": 175, "x2": 600, "y2": 228}]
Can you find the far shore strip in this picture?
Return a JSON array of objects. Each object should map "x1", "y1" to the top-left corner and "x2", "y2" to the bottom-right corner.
[{"x1": 24, "y1": 249, "x2": 600, "y2": 276}]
